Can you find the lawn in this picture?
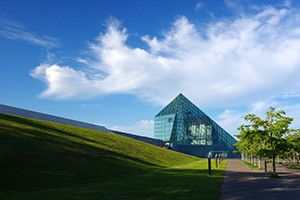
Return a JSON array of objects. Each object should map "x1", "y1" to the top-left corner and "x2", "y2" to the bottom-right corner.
[
  {"x1": 2, "y1": 160, "x2": 227, "y2": 200},
  {"x1": 0, "y1": 113, "x2": 227, "y2": 199}
]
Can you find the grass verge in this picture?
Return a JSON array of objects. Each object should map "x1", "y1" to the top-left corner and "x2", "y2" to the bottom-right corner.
[
  {"x1": 242, "y1": 160, "x2": 264, "y2": 170},
  {"x1": 279, "y1": 162, "x2": 300, "y2": 168}
]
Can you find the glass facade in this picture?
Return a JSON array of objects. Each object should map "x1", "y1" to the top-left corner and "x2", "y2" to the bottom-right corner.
[{"x1": 154, "y1": 94, "x2": 238, "y2": 158}]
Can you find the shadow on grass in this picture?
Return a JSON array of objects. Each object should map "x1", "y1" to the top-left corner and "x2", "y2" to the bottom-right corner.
[
  {"x1": 0, "y1": 114, "x2": 219, "y2": 200},
  {"x1": 0, "y1": 123, "x2": 159, "y2": 165},
  {"x1": 0, "y1": 114, "x2": 162, "y2": 191},
  {"x1": 1, "y1": 167, "x2": 226, "y2": 200}
]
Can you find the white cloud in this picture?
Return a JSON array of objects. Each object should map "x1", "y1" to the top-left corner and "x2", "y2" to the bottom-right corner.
[
  {"x1": 110, "y1": 120, "x2": 154, "y2": 138},
  {"x1": 30, "y1": 64, "x2": 97, "y2": 99},
  {"x1": 195, "y1": 2, "x2": 204, "y2": 11},
  {"x1": 279, "y1": 0, "x2": 292, "y2": 8},
  {"x1": 80, "y1": 103, "x2": 101, "y2": 108},
  {"x1": 217, "y1": 109, "x2": 246, "y2": 136},
  {"x1": 249, "y1": 100, "x2": 278, "y2": 115},
  {"x1": 0, "y1": 18, "x2": 59, "y2": 48},
  {"x1": 283, "y1": 103, "x2": 300, "y2": 130},
  {"x1": 219, "y1": 97, "x2": 300, "y2": 136},
  {"x1": 31, "y1": 4, "x2": 300, "y2": 109},
  {"x1": 224, "y1": 0, "x2": 242, "y2": 10}
]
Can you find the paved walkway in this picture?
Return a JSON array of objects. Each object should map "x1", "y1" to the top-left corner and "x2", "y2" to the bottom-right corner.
[{"x1": 219, "y1": 159, "x2": 300, "y2": 200}]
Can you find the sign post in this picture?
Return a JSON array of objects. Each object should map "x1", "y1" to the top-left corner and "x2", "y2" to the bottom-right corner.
[{"x1": 208, "y1": 158, "x2": 211, "y2": 176}]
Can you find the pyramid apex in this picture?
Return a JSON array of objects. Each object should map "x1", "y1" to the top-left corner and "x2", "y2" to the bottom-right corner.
[
  {"x1": 155, "y1": 93, "x2": 201, "y2": 117},
  {"x1": 177, "y1": 93, "x2": 188, "y2": 100},
  {"x1": 178, "y1": 93, "x2": 185, "y2": 98}
]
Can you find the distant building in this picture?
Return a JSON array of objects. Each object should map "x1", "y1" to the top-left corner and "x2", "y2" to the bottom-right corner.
[{"x1": 154, "y1": 94, "x2": 239, "y2": 158}]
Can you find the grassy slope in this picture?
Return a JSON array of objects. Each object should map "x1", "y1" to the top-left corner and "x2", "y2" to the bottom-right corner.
[
  {"x1": 0, "y1": 113, "x2": 227, "y2": 199},
  {"x1": 0, "y1": 114, "x2": 198, "y2": 189}
]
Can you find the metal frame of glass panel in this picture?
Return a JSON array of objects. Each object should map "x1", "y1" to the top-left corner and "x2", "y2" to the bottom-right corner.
[{"x1": 154, "y1": 94, "x2": 239, "y2": 158}]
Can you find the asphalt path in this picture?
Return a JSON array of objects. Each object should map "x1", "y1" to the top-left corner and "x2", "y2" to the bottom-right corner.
[{"x1": 219, "y1": 159, "x2": 300, "y2": 200}]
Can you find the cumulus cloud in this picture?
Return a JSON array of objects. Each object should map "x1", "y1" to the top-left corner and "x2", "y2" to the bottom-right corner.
[
  {"x1": 30, "y1": 64, "x2": 98, "y2": 99},
  {"x1": 0, "y1": 18, "x2": 59, "y2": 48},
  {"x1": 31, "y1": 4, "x2": 300, "y2": 109}
]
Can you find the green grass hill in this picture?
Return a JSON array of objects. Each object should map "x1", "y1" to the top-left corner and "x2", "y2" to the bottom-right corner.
[{"x1": 0, "y1": 113, "x2": 226, "y2": 200}]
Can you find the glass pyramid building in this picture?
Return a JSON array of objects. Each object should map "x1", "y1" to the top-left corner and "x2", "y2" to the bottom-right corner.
[{"x1": 154, "y1": 94, "x2": 238, "y2": 158}]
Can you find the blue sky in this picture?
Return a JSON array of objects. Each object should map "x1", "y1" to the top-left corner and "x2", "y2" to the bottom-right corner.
[{"x1": 1, "y1": 0, "x2": 300, "y2": 138}]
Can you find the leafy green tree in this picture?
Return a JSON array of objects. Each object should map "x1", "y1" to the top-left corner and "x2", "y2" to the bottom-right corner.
[
  {"x1": 236, "y1": 107, "x2": 293, "y2": 174},
  {"x1": 287, "y1": 129, "x2": 300, "y2": 165}
]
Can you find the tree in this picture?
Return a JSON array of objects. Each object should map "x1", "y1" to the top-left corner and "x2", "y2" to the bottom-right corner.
[
  {"x1": 287, "y1": 129, "x2": 300, "y2": 165},
  {"x1": 235, "y1": 107, "x2": 293, "y2": 174}
]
